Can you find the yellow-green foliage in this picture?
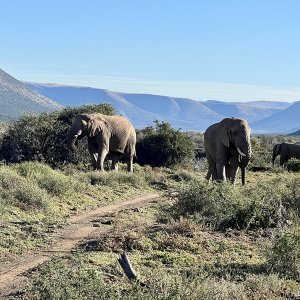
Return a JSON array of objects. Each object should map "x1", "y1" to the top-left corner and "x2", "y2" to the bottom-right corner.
[
  {"x1": 270, "y1": 226, "x2": 300, "y2": 280},
  {"x1": 14, "y1": 162, "x2": 79, "y2": 196},
  {"x1": 170, "y1": 175, "x2": 300, "y2": 230},
  {"x1": 0, "y1": 165, "x2": 49, "y2": 210}
]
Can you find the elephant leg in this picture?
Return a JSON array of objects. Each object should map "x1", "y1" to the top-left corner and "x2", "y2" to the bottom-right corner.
[
  {"x1": 205, "y1": 157, "x2": 212, "y2": 181},
  {"x1": 111, "y1": 152, "x2": 120, "y2": 171},
  {"x1": 280, "y1": 155, "x2": 288, "y2": 167},
  {"x1": 225, "y1": 164, "x2": 231, "y2": 180},
  {"x1": 88, "y1": 138, "x2": 98, "y2": 170},
  {"x1": 104, "y1": 154, "x2": 110, "y2": 170},
  {"x1": 124, "y1": 145, "x2": 135, "y2": 172},
  {"x1": 206, "y1": 164, "x2": 217, "y2": 181},
  {"x1": 91, "y1": 153, "x2": 98, "y2": 170},
  {"x1": 211, "y1": 165, "x2": 218, "y2": 180},
  {"x1": 97, "y1": 147, "x2": 109, "y2": 171},
  {"x1": 226, "y1": 163, "x2": 238, "y2": 184},
  {"x1": 206, "y1": 156, "x2": 216, "y2": 181},
  {"x1": 126, "y1": 153, "x2": 134, "y2": 172},
  {"x1": 206, "y1": 168, "x2": 212, "y2": 181}
]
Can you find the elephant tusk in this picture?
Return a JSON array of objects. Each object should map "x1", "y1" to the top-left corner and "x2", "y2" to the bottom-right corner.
[
  {"x1": 238, "y1": 154, "x2": 241, "y2": 162},
  {"x1": 237, "y1": 147, "x2": 246, "y2": 157}
]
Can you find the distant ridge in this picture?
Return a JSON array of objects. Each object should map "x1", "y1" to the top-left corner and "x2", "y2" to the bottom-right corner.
[
  {"x1": 289, "y1": 129, "x2": 300, "y2": 136},
  {"x1": 204, "y1": 100, "x2": 288, "y2": 123},
  {"x1": 26, "y1": 82, "x2": 223, "y2": 130},
  {"x1": 0, "y1": 69, "x2": 62, "y2": 121},
  {"x1": 26, "y1": 82, "x2": 292, "y2": 132},
  {"x1": 251, "y1": 101, "x2": 300, "y2": 133}
]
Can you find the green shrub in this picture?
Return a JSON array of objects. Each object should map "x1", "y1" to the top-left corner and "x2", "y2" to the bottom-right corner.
[
  {"x1": 286, "y1": 158, "x2": 300, "y2": 172},
  {"x1": 14, "y1": 162, "x2": 77, "y2": 196},
  {"x1": 0, "y1": 104, "x2": 115, "y2": 167},
  {"x1": 169, "y1": 177, "x2": 300, "y2": 230},
  {"x1": 136, "y1": 121, "x2": 195, "y2": 167},
  {"x1": 0, "y1": 166, "x2": 48, "y2": 210},
  {"x1": 269, "y1": 226, "x2": 300, "y2": 280},
  {"x1": 170, "y1": 180, "x2": 243, "y2": 230}
]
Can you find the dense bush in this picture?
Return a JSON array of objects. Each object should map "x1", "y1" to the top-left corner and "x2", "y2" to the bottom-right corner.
[
  {"x1": 136, "y1": 121, "x2": 195, "y2": 167},
  {"x1": 169, "y1": 177, "x2": 300, "y2": 230},
  {"x1": 0, "y1": 104, "x2": 114, "y2": 167},
  {"x1": 169, "y1": 180, "x2": 256, "y2": 230},
  {"x1": 286, "y1": 158, "x2": 300, "y2": 172}
]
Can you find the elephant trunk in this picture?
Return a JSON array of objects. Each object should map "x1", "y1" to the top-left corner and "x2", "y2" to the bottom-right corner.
[
  {"x1": 237, "y1": 139, "x2": 251, "y2": 185},
  {"x1": 241, "y1": 167, "x2": 246, "y2": 186},
  {"x1": 66, "y1": 134, "x2": 79, "y2": 151}
]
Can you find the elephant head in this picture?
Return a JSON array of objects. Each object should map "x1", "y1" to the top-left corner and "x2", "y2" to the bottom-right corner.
[
  {"x1": 67, "y1": 114, "x2": 89, "y2": 151},
  {"x1": 220, "y1": 118, "x2": 252, "y2": 185},
  {"x1": 66, "y1": 114, "x2": 106, "y2": 151},
  {"x1": 272, "y1": 144, "x2": 281, "y2": 166}
]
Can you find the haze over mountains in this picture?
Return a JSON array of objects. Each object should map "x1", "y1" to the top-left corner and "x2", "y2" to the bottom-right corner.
[
  {"x1": 0, "y1": 68, "x2": 62, "y2": 121},
  {"x1": 26, "y1": 82, "x2": 297, "y2": 133},
  {"x1": 0, "y1": 68, "x2": 299, "y2": 133}
]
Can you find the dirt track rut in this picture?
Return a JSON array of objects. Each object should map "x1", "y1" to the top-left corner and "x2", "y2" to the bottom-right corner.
[{"x1": 0, "y1": 193, "x2": 160, "y2": 299}]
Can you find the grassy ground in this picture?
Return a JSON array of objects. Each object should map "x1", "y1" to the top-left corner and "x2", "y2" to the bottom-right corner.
[
  {"x1": 16, "y1": 200, "x2": 300, "y2": 300},
  {"x1": 6, "y1": 165, "x2": 300, "y2": 300},
  {"x1": 0, "y1": 162, "x2": 162, "y2": 259}
]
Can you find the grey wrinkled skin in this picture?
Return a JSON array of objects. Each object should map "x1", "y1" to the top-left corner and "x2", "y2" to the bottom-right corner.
[
  {"x1": 204, "y1": 118, "x2": 252, "y2": 185},
  {"x1": 272, "y1": 143, "x2": 300, "y2": 167},
  {"x1": 66, "y1": 113, "x2": 136, "y2": 172}
]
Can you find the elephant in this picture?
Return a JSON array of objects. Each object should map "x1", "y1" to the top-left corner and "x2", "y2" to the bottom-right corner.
[
  {"x1": 204, "y1": 118, "x2": 252, "y2": 185},
  {"x1": 272, "y1": 143, "x2": 300, "y2": 166},
  {"x1": 66, "y1": 113, "x2": 136, "y2": 172}
]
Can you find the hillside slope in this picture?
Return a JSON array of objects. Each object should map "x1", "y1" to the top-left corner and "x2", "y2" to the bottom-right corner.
[
  {"x1": 204, "y1": 100, "x2": 289, "y2": 122},
  {"x1": 0, "y1": 69, "x2": 62, "y2": 121},
  {"x1": 251, "y1": 101, "x2": 300, "y2": 133}
]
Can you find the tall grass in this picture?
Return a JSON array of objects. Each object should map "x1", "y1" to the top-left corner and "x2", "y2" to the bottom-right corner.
[
  {"x1": 0, "y1": 166, "x2": 49, "y2": 210},
  {"x1": 14, "y1": 162, "x2": 78, "y2": 196}
]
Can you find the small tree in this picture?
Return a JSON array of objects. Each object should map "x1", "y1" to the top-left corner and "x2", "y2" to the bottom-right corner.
[
  {"x1": 0, "y1": 104, "x2": 115, "y2": 167},
  {"x1": 136, "y1": 120, "x2": 195, "y2": 167}
]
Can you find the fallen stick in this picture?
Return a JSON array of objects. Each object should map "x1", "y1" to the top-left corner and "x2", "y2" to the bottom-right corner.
[{"x1": 117, "y1": 251, "x2": 148, "y2": 287}]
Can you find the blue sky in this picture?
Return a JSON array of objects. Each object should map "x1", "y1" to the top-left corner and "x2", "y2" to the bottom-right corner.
[{"x1": 1, "y1": 0, "x2": 300, "y2": 101}]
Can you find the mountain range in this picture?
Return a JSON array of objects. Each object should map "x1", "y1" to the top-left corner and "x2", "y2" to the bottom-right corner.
[
  {"x1": 0, "y1": 68, "x2": 62, "y2": 121},
  {"x1": 0, "y1": 68, "x2": 299, "y2": 133},
  {"x1": 26, "y1": 82, "x2": 296, "y2": 133}
]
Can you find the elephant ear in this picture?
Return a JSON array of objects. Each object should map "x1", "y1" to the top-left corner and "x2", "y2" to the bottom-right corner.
[
  {"x1": 274, "y1": 144, "x2": 281, "y2": 155},
  {"x1": 219, "y1": 119, "x2": 230, "y2": 148},
  {"x1": 87, "y1": 119, "x2": 103, "y2": 137}
]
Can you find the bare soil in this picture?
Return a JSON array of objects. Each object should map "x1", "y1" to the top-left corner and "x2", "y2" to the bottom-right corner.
[{"x1": 0, "y1": 193, "x2": 161, "y2": 299}]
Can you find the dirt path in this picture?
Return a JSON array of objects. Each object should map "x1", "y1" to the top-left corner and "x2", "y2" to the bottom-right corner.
[{"x1": 0, "y1": 193, "x2": 161, "y2": 299}]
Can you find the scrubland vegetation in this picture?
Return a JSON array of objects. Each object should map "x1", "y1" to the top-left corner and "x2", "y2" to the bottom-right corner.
[{"x1": 0, "y1": 105, "x2": 300, "y2": 299}]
